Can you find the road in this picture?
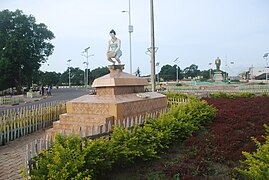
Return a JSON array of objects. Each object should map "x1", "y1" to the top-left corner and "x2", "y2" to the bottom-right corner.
[
  {"x1": 0, "y1": 88, "x2": 90, "y2": 180},
  {"x1": 0, "y1": 88, "x2": 90, "y2": 114}
]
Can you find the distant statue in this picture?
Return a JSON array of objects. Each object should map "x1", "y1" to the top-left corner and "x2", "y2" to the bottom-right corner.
[
  {"x1": 107, "y1": 29, "x2": 122, "y2": 64},
  {"x1": 215, "y1": 57, "x2": 221, "y2": 71}
]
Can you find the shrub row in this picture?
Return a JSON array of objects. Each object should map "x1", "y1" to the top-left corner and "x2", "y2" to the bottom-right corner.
[
  {"x1": 235, "y1": 125, "x2": 269, "y2": 179},
  {"x1": 163, "y1": 91, "x2": 198, "y2": 100},
  {"x1": 26, "y1": 97, "x2": 217, "y2": 180},
  {"x1": 209, "y1": 92, "x2": 256, "y2": 98}
]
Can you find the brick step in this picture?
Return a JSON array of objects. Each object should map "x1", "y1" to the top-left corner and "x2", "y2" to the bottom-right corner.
[{"x1": 59, "y1": 113, "x2": 114, "y2": 124}]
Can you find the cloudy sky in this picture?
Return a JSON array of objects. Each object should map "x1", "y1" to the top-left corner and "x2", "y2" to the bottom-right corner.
[{"x1": 1, "y1": 0, "x2": 269, "y2": 76}]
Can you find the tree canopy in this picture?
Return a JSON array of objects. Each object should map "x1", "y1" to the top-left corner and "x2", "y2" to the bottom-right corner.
[
  {"x1": 0, "y1": 9, "x2": 55, "y2": 91},
  {"x1": 159, "y1": 64, "x2": 178, "y2": 81}
]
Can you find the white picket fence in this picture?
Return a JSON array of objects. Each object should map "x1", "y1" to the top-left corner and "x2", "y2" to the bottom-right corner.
[
  {"x1": 0, "y1": 95, "x2": 24, "y2": 105},
  {"x1": 168, "y1": 97, "x2": 188, "y2": 105},
  {"x1": 0, "y1": 101, "x2": 67, "y2": 145}
]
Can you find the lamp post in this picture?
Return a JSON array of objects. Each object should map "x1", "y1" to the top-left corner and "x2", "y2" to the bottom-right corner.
[
  {"x1": 82, "y1": 47, "x2": 94, "y2": 87},
  {"x1": 150, "y1": 0, "x2": 156, "y2": 91},
  {"x1": 122, "y1": 0, "x2": 133, "y2": 74},
  {"x1": 67, "y1": 59, "x2": 71, "y2": 88},
  {"x1": 83, "y1": 61, "x2": 88, "y2": 87},
  {"x1": 174, "y1": 57, "x2": 179, "y2": 82}
]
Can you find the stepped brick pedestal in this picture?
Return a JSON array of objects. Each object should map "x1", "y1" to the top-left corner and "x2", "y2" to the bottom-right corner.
[
  {"x1": 213, "y1": 71, "x2": 224, "y2": 82},
  {"x1": 47, "y1": 65, "x2": 167, "y2": 136}
]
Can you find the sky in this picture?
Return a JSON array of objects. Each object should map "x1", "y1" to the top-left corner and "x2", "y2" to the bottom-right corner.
[{"x1": 1, "y1": 0, "x2": 269, "y2": 76}]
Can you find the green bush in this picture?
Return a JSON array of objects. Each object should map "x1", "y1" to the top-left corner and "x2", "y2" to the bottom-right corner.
[
  {"x1": 27, "y1": 95, "x2": 217, "y2": 179},
  {"x1": 164, "y1": 92, "x2": 198, "y2": 101},
  {"x1": 236, "y1": 125, "x2": 269, "y2": 179},
  {"x1": 209, "y1": 92, "x2": 256, "y2": 98},
  {"x1": 30, "y1": 134, "x2": 91, "y2": 180},
  {"x1": 261, "y1": 92, "x2": 268, "y2": 97},
  {"x1": 83, "y1": 137, "x2": 114, "y2": 179}
]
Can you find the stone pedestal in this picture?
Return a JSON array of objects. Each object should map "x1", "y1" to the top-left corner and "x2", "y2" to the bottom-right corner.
[
  {"x1": 47, "y1": 64, "x2": 167, "y2": 136},
  {"x1": 213, "y1": 71, "x2": 223, "y2": 82}
]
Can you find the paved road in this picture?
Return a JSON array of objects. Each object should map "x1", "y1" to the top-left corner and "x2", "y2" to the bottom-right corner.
[
  {"x1": 0, "y1": 129, "x2": 46, "y2": 180},
  {"x1": 0, "y1": 88, "x2": 90, "y2": 114},
  {"x1": 0, "y1": 88, "x2": 90, "y2": 180}
]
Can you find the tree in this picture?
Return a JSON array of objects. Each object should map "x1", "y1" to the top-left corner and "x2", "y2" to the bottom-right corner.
[
  {"x1": 159, "y1": 64, "x2": 182, "y2": 81},
  {"x1": 41, "y1": 71, "x2": 61, "y2": 86},
  {"x1": 60, "y1": 67, "x2": 84, "y2": 86},
  {"x1": 200, "y1": 69, "x2": 211, "y2": 80},
  {"x1": 183, "y1": 64, "x2": 200, "y2": 79},
  {"x1": 0, "y1": 9, "x2": 54, "y2": 91},
  {"x1": 71, "y1": 68, "x2": 84, "y2": 85},
  {"x1": 89, "y1": 67, "x2": 109, "y2": 84}
]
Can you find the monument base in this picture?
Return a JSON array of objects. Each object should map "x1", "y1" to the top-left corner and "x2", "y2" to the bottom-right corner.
[
  {"x1": 46, "y1": 64, "x2": 167, "y2": 137},
  {"x1": 213, "y1": 71, "x2": 223, "y2": 82}
]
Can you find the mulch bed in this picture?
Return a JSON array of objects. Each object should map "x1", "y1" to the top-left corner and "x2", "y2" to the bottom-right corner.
[{"x1": 165, "y1": 97, "x2": 269, "y2": 179}]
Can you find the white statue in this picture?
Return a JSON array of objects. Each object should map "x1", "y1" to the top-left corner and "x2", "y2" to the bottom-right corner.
[{"x1": 106, "y1": 29, "x2": 122, "y2": 64}]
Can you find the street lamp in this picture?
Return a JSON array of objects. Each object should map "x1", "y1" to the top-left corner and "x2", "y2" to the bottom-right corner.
[
  {"x1": 174, "y1": 57, "x2": 179, "y2": 82},
  {"x1": 67, "y1": 59, "x2": 71, "y2": 88},
  {"x1": 83, "y1": 61, "x2": 88, "y2": 87},
  {"x1": 82, "y1": 47, "x2": 94, "y2": 87},
  {"x1": 150, "y1": 0, "x2": 156, "y2": 92},
  {"x1": 122, "y1": 0, "x2": 133, "y2": 74}
]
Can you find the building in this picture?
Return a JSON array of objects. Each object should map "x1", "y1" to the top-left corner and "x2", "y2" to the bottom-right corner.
[{"x1": 249, "y1": 66, "x2": 269, "y2": 80}]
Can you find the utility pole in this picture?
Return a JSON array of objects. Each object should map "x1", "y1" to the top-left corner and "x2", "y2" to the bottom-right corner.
[
  {"x1": 122, "y1": 0, "x2": 133, "y2": 74},
  {"x1": 150, "y1": 0, "x2": 156, "y2": 92}
]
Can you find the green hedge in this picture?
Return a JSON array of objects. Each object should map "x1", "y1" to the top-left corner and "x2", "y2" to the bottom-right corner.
[
  {"x1": 209, "y1": 92, "x2": 256, "y2": 98},
  {"x1": 163, "y1": 91, "x2": 198, "y2": 100},
  {"x1": 235, "y1": 125, "x2": 269, "y2": 179},
  {"x1": 25, "y1": 97, "x2": 216, "y2": 180}
]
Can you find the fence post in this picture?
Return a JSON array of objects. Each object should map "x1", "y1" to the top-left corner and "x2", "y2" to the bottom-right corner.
[
  {"x1": 85, "y1": 126, "x2": 89, "y2": 137},
  {"x1": 135, "y1": 116, "x2": 138, "y2": 125},
  {"x1": 79, "y1": 127, "x2": 82, "y2": 138},
  {"x1": 126, "y1": 117, "x2": 130, "y2": 128},
  {"x1": 7, "y1": 124, "x2": 10, "y2": 143},
  {"x1": 130, "y1": 117, "x2": 134, "y2": 127},
  {"x1": 108, "y1": 121, "x2": 111, "y2": 131},
  {"x1": 123, "y1": 118, "x2": 126, "y2": 128},
  {"x1": 103, "y1": 124, "x2": 106, "y2": 134},
  {"x1": 10, "y1": 122, "x2": 13, "y2": 141},
  {"x1": 92, "y1": 126, "x2": 95, "y2": 136}
]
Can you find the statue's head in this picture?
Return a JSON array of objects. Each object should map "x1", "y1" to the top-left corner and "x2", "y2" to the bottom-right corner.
[{"x1": 110, "y1": 29, "x2": 116, "y2": 37}]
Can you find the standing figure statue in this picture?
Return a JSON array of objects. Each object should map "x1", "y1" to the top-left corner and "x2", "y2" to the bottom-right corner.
[
  {"x1": 107, "y1": 29, "x2": 122, "y2": 64},
  {"x1": 215, "y1": 57, "x2": 221, "y2": 71}
]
